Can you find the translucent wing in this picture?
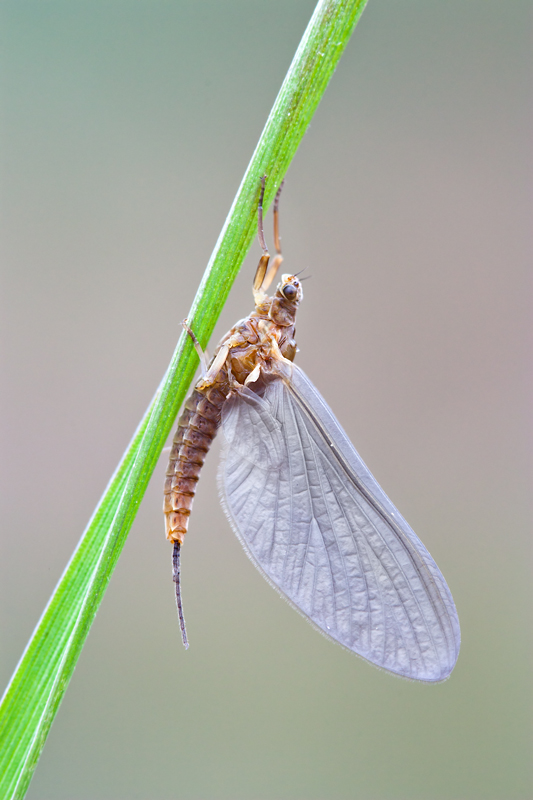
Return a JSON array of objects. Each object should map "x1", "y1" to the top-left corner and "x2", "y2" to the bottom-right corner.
[{"x1": 219, "y1": 364, "x2": 460, "y2": 681}]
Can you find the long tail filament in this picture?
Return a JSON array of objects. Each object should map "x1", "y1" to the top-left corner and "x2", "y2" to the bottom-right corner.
[{"x1": 172, "y1": 541, "x2": 189, "y2": 649}]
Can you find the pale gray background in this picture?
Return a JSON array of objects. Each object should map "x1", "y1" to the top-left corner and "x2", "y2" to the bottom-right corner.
[{"x1": 2, "y1": 2, "x2": 531, "y2": 798}]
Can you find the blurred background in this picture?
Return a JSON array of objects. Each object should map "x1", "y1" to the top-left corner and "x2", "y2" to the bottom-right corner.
[{"x1": 2, "y1": 2, "x2": 531, "y2": 798}]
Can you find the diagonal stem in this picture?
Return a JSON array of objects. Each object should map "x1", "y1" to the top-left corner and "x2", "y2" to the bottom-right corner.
[{"x1": 0, "y1": 2, "x2": 370, "y2": 797}]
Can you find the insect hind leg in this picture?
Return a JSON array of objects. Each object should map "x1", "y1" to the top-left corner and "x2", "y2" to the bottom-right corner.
[{"x1": 182, "y1": 319, "x2": 210, "y2": 377}]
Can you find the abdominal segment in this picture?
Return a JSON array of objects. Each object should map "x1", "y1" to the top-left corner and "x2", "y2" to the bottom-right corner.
[{"x1": 163, "y1": 384, "x2": 227, "y2": 543}]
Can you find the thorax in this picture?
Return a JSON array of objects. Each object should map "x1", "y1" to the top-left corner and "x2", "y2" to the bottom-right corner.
[{"x1": 215, "y1": 294, "x2": 298, "y2": 387}]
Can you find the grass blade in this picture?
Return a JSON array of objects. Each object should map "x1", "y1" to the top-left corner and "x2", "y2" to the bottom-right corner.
[{"x1": 0, "y1": 1, "x2": 369, "y2": 796}]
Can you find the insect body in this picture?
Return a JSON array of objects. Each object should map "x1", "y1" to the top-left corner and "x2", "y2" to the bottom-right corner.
[{"x1": 164, "y1": 179, "x2": 460, "y2": 681}]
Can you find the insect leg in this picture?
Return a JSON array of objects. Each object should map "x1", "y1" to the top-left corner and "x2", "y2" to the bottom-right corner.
[
  {"x1": 198, "y1": 344, "x2": 230, "y2": 388},
  {"x1": 261, "y1": 179, "x2": 284, "y2": 292},
  {"x1": 182, "y1": 319, "x2": 210, "y2": 377},
  {"x1": 253, "y1": 176, "x2": 271, "y2": 304},
  {"x1": 244, "y1": 363, "x2": 261, "y2": 386}
]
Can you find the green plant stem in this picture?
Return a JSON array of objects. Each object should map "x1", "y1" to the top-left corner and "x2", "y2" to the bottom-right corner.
[{"x1": 0, "y1": 1, "x2": 369, "y2": 797}]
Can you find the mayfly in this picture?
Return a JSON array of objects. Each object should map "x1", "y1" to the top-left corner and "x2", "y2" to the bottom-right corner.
[{"x1": 164, "y1": 178, "x2": 460, "y2": 682}]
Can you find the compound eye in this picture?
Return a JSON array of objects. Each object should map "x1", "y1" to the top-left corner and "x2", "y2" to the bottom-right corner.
[{"x1": 282, "y1": 283, "x2": 298, "y2": 301}]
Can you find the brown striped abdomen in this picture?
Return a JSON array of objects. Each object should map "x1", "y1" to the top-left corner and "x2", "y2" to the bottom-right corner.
[{"x1": 164, "y1": 382, "x2": 228, "y2": 543}]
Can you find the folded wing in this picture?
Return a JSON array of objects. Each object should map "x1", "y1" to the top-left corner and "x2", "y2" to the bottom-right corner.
[{"x1": 219, "y1": 364, "x2": 460, "y2": 681}]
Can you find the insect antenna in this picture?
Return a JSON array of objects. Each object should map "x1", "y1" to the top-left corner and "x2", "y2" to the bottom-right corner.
[{"x1": 172, "y1": 541, "x2": 189, "y2": 649}]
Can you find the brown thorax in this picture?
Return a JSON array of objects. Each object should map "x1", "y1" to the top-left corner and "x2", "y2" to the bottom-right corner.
[{"x1": 195, "y1": 177, "x2": 303, "y2": 395}]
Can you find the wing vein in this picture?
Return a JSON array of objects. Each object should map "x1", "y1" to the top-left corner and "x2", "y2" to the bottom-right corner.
[
  {"x1": 292, "y1": 400, "x2": 349, "y2": 639},
  {"x1": 220, "y1": 370, "x2": 460, "y2": 681}
]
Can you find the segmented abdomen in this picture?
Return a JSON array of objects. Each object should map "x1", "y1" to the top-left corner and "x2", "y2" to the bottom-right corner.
[{"x1": 164, "y1": 382, "x2": 228, "y2": 543}]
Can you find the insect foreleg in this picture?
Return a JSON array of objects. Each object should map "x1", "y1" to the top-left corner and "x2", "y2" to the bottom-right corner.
[
  {"x1": 261, "y1": 179, "x2": 284, "y2": 292},
  {"x1": 253, "y1": 176, "x2": 271, "y2": 305}
]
